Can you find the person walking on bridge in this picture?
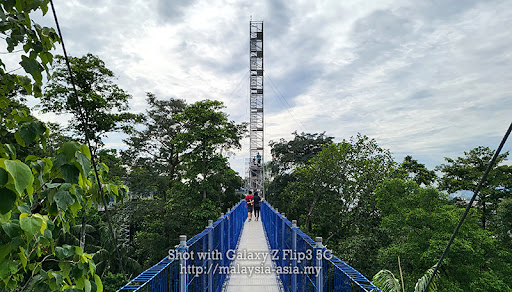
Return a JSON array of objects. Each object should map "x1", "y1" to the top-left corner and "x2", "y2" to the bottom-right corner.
[
  {"x1": 245, "y1": 191, "x2": 254, "y2": 222},
  {"x1": 253, "y1": 191, "x2": 262, "y2": 221}
]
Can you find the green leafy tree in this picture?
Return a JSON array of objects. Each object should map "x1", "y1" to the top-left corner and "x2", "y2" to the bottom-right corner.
[
  {"x1": 123, "y1": 93, "x2": 186, "y2": 199},
  {"x1": 436, "y1": 146, "x2": 512, "y2": 229},
  {"x1": 39, "y1": 53, "x2": 141, "y2": 273},
  {"x1": 266, "y1": 131, "x2": 333, "y2": 210},
  {"x1": 166, "y1": 99, "x2": 245, "y2": 238},
  {"x1": 0, "y1": 0, "x2": 59, "y2": 101},
  {"x1": 0, "y1": 119, "x2": 127, "y2": 291},
  {"x1": 93, "y1": 209, "x2": 141, "y2": 279},
  {"x1": 395, "y1": 155, "x2": 436, "y2": 186},
  {"x1": 0, "y1": 97, "x2": 46, "y2": 160},
  {"x1": 123, "y1": 97, "x2": 245, "y2": 268},
  {"x1": 40, "y1": 53, "x2": 141, "y2": 150},
  {"x1": 173, "y1": 100, "x2": 245, "y2": 200},
  {"x1": 268, "y1": 131, "x2": 334, "y2": 175},
  {"x1": 1, "y1": 3, "x2": 132, "y2": 290},
  {"x1": 44, "y1": 122, "x2": 73, "y2": 156},
  {"x1": 118, "y1": 200, "x2": 168, "y2": 269},
  {"x1": 375, "y1": 178, "x2": 512, "y2": 291},
  {"x1": 97, "y1": 149, "x2": 127, "y2": 185},
  {"x1": 281, "y1": 134, "x2": 394, "y2": 276},
  {"x1": 496, "y1": 198, "x2": 512, "y2": 249}
]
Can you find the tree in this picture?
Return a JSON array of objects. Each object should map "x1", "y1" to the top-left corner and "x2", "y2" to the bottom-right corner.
[
  {"x1": 374, "y1": 178, "x2": 512, "y2": 291},
  {"x1": 122, "y1": 96, "x2": 245, "y2": 268},
  {"x1": 40, "y1": 53, "x2": 141, "y2": 150},
  {"x1": 97, "y1": 149, "x2": 127, "y2": 185},
  {"x1": 266, "y1": 132, "x2": 333, "y2": 210},
  {"x1": 123, "y1": 93, "x2": 186, "y2": 199},
  {"x1": 174, "y1": 99, "x2": 246, "y2": 201},
  {"x1": 496, "y1": 198, "x2": 512, "y2": 249},
  {"x1": 395, "y1": 155, "x2": 436, "y2": 186},
  {"x1": 0, "y1": 127, "x2": 127, "y2": 291},
  {"x1": 44, "y1": 122, "x2": 74, "y2": 156},
  {"x1": 436, "y1": 146, "x2": 512, "y2": 229},
  {"x1": 280, "y1": 134, "x2": 395, "y2": 277},
  {"x1": 268, "y1": 131, "x2": 334, "y2": 175},
  {"x1": 0, "y1": 0, "x2": 59, "y2": 101},
  {"x1": 1, "y1": 2, "x2": 100, "y2": 290},
  {"x1": 0, "y1": 97, "x2": 47, "y2": 161}
]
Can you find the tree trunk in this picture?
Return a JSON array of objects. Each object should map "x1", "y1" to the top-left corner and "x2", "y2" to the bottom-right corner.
[
  {"x1": 482, "y1": 196, "x2": 486, "y2": 229},
  {"x1": 305, "y1": 196, "x2": 317, "y2": 233},
  {"x1": 80, "y1": 213, "x2": 87, "y2": 251}
]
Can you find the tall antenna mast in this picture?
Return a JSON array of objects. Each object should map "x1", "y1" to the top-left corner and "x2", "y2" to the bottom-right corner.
[{"x1": 249, "y1": 20, "x2": 264, "y2": 196}]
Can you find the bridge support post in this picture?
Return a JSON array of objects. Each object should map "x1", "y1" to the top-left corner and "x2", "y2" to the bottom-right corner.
[
  {"x1": 220, "y1": 213, "x2": 225, "y2": 267},
  {"x1": 281, "y1": 213, "x2": 285, "y2": 269},
  {"x1": 291, "y1": 220, "x2": 298, "y2": 292},
  {"x1": 315, "y1": 237, "x2": 323, "y2": 292},
  {"x1": 178, "y1": 235, "x2": 188, "y2": 292},
  {"x1": 274, "y1": 208, "x2": 278, "y2": 249},
  {"x1": 227, "y1": 208, "x2": 231, "y2": 250},
  {"x1": 207, "y1": 220, "x2": 213, "y2": 292}
]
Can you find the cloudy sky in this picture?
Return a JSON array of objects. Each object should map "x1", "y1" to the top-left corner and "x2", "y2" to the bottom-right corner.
[{"x1": 5, "y1": 0, "x2": 512, "y2": 176}]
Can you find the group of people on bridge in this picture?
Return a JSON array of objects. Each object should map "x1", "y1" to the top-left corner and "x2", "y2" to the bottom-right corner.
[{"x1": 245, "y1": 190, "x2": 262, "y2": 222}]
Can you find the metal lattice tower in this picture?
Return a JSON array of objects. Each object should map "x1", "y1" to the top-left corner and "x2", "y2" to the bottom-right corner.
[{"x1": 249, "y1": 21, "x2": 264, "y2": 196}]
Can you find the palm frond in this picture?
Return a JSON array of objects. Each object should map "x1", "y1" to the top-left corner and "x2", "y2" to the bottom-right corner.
[
  {"x1": 372, "y1": 269, "x2": 402, "y2": 292},
  {"x1": 414, "y1": 266, "x2": 439, "y2": 292}
]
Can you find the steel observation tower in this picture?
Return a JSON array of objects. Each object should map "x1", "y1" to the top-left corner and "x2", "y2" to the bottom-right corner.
[{"x1": 248, "y1": 21, "x2": 264, "y2": 196}]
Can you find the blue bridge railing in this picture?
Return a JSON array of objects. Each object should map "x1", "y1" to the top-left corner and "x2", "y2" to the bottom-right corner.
[
  {"x1": 117, "y1": 199, "x2": 247, "y2": 291},
  {"x1": 261, "y1": 201, "x2": 381, "y2": 292}
]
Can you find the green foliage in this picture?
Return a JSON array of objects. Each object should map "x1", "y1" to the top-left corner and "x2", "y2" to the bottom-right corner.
[
  {"x1": 40, "y1": 53, "x2": 142, "y2": 148},
  {"x1": 266, "y1": 131, "x2": 333, "y2": 211},
  {"x1": 436, "y1": 146, "x2": 512, "y2": 229},
  {"x1": 395, "y1": 155, "x2": 436, "y2": 186},
  {"x1": 267, "y1": 137, "x2": 512, "y2": 290},
  {"x1": 121, "y1": 96, "x2": 245, "y2": 273},
  {"x1": 123, "y1": 93, "x2": 186, "y2": 199},
  {"x1": 414, "y1": 266, "x2": 439, "y2": 292},
  {"x1": 375, "y1": 178, "x2": 510, "y2": 291},
  {"x1": 97, "y1": 149, "x2": 126, "y2": 184},
  {"x1": 372, "y1": 269, "x2": 401, "y2": 292},
  {"x1": 1, "y1": 99, "x2": 48, "y2": 162},
  {"x1": 0, "y1": 0, "x2": 60, "y2": 100},
  {"x1": 268, "y1": 131, "x2": 334, "y2": 175},
  {"x1": 496, "y1": 198, "x2": 512, "y2": 249},
  {"x1": 372, "y1": 266, "x2": 439, "y2": 292},
  {"x1": 1, "y1": 13, "x2": 129, "y2": 286},
  {"x1": 100, "y1": 272, "x2": 125, "y2": 292},
  {"x1": 276, "y1": 134, "x2": 394, "y2": 277},
  {"x1": 0, "y1": 126, "x2": 126, "y2": 290},
  {"x1": 121, "y1": 200, "x2": 168, "y2": 269},
  {"x1": 124, "y1": 95, "x2": 245, "y2": 204}
]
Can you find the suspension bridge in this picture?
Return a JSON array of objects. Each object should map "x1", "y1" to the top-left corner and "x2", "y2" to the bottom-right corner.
[
  {"x1": 116, "y1": 20, "x2": 382, "y2": 291},
  {"x1": 117, "y1": 200, "x2": 381, "y2": 291}
]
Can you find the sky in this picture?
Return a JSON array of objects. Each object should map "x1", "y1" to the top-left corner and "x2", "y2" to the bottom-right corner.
[{"x1": 3, "y1": 0, "x2": 512, "y2": 177}]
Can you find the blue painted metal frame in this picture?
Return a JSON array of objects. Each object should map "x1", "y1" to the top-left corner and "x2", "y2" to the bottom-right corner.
[
  {"x1": 117, "y1": 199, "x2": 247, "y2": 292},
  {"x1": 261, "y1": 201, "x2": 381, "y2": 292}
]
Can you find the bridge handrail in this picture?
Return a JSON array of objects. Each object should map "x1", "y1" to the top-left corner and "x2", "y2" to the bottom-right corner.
[
  {"x1": 261, "y1": 200, "x2": 381, "y2": 292},
  {"x1": 117, "y1": 199, "x2": 247, "y2": 292}
]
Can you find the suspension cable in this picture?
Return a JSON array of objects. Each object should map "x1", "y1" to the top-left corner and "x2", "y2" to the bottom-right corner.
[
  {"x1": 264, "y1": 71, "x2": 308, "y2": 133},
  {"x1": 49, "y1": 0, "x2": 126, "y2": 279},
  {"x1": 423, "y1": 121, "x2": 512, "y2": 291},
  {"x1": 226, "y1": 70, "x2": 250, "y2": 107}
]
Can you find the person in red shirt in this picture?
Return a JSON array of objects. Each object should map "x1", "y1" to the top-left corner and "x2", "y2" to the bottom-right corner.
[{"x1": 245, "y1": 191, "x2": 254, "y2": 222}]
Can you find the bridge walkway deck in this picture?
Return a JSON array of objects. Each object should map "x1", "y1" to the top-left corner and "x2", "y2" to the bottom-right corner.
[{"x1": 225, "y1": 217, "x2": 281, "y2": 292}]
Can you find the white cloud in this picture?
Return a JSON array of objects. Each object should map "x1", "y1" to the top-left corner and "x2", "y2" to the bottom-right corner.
[{"x1": 6, "y1": 0, "x2": 510, "y2": 176}]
